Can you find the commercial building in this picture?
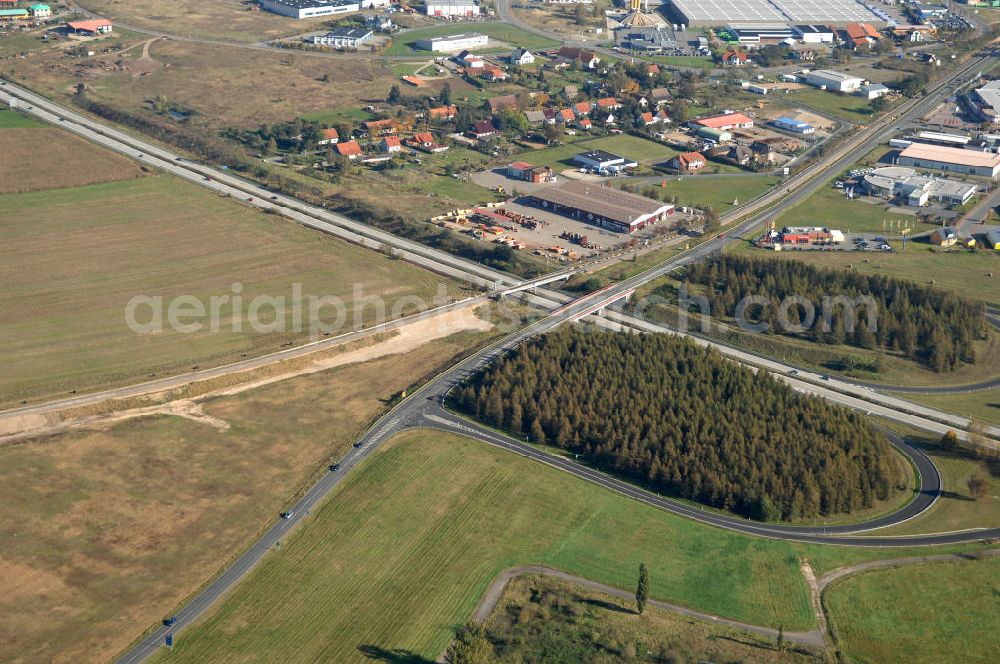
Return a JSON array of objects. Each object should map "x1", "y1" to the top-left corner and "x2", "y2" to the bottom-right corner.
[
  {"x1": 862, "y1": 166, "x2": 979, "y2": 206},
  {"x1": 259, "y1": 0, "x2": 379, "y2": 19},
  {"x1": 573, "y1": 150, "x2": 636, "y2": 173},
  {"x1": 416, "y1": 32, "x2": 487, "y2": 52},
  {"x1": 30, "y1": 4, "x2": 51, "y2": 18},
  {"x1": 425, "y1": 0, "x2": 480, "y2": 17},
  {"x1": 915, "y1": 131, "x2": 971, "y2": 147},
  {"x1": 526, "y1": 180, "x2": 675, "y2": 234},
  {"x1": 857, "y1": 83, "x2": 889, "y2": 100},
  {"x1": 312, "y1": 27, "x2": 374, "y2": 48},
  {"x1": 691, "y1": 112, "x2": 753, "y2": 131},
  {"x1": 804, "y1": 69, "x2": 864, "y2": 93},
  {"x1": 896, "y1": 143, "x2": 1000, "y2": 179},
  {"x1": 666, "y1": 0, "x2": 884, "y2": 28},
  {"x1": 772, "y1": 117, "x2": 815, "y2": 134}
]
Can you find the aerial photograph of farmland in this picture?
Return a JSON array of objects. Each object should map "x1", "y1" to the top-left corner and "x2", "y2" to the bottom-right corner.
[{"x1": 2, "y1": 0, "x2": 1000, "y2": 663}]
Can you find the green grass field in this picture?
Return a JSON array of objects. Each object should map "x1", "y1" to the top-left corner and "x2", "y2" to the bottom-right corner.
[
  {"x1": 902, "y1": 390, "x2": 1000, "y2": 426},
  {"x1": 153, "y1": 429, "x2": 818, "y2": 664},
  {"x1": 648, "y1": 55, "x2": 716, "y2": 70},
  {"x1": 383, "y1": 23, "x2": 558, "y2": 57},
  {"x1": 787, "y1": 88, "x2": 881, "y2": 124},
  {"x1": 772, "y1": 184, "x2": 922, "y2": 234},
  {"x1": 523, "y1": 134, "x2": 737, "y2": 171},
  {"x1": 0, "y1": 108, "x2": 41, "y2": 127},
  {"x1": 485, "y1": 575, "x2": 817, "y2": 663},
  {"x1": 660, "y1": 174, "x2": 782, "y2": 211},
  {"x1": 877, "y1": 436, "x2": 1000, "y2": 535},
  {"x1": 826, "y1": 556, "x2": 1000, "y2": 664},
  {"x1": 736, "y1": 243, "x2": 1000, "y2": 306},
  {"x1": 0, "y1": 175, "x2": 460, "y2": 405}
]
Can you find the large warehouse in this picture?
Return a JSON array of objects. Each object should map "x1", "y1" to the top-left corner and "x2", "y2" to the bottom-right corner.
[
  {"x1": 666, "y1": 0, "x2": 885, "y2": 28},
  {"x1": 896, "y1": 144, "x2": 1000, "y2": 179},
  {"x1": 525, "y1": 181, "x2": 674, "y2": 234}
]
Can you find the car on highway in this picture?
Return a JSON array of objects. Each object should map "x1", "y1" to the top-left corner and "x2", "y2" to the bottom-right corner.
[
  {"x1": 163, "y1": 616, "x2": 178, "y2": 626},
  {"x1": 270, "y1": 195, "x2": 278, "y2": 200},
  {"x1": 329, "y1": 463, "x2": 340, "y2": 472},
  {"x1": 175, "y1": 156, "x2": 183, "y2": 161},
  {"x1": 280, "y1": 511, "x2": 294, "y2": 519},
  {"x1": 353, "y1": 441, "x2": 363, "y2": 449}
]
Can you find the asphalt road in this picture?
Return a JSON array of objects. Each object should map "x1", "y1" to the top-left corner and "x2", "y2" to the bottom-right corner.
[{"x1": 3, "y1": 41, "x2": 998, "y2": 663}]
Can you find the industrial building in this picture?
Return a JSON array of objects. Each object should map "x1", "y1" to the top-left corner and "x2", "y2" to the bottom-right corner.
[
  {"x1": 425, "y1": 0, "x2": 480, "y2": 17},
  {"x1": 66, "y1": 18, "x2": 113, "y2": 34},
  {"x1": 728, "y1": 24, "x2": 796, "y2": 45},
  {"x1": 862, "y1": 167, "x2": 978, "y2": 207},
  {"x1": 772, "y1": 117, "x2": 815, "y2": 134},
  {"x1": 794, "y1": 24, "x2": 834, "y2": 42},
  {"x1": 691, "y1": 112, "x2": 754, "y2": 131},
  {"x1": 525, "y1": 181, "x2": 675, "y2": 234},
  {"x1": 416, "y1": 32, "x2": 488, "y2": 52},
  {"x1": 971, "y1": 80, "x2": 1000, "y2": 125},
  {"x1": 986, "y1": 228, "x2": 1000, "y2": 251},
  {"x1": 259, "y1": 0, "x2": 385, "y2": 18},
  {"x1": 896, "y1": 143, "x2": 1000, "y2": 179},
  {"x1": 804, "y1": 69, "x2": 864, "y2": 93},
  {"x1": 506, "y1": 162, "x2": 556, "y2": 183},
  {"x1": 666, "y1": 0, "x2": 884, "y2": 28},
  {"x1": 312, "y1": 27, "x2": 374, "y2": 48},
  {"x1": 573, "y1": 150, "x2": 637, "y2": 173}
]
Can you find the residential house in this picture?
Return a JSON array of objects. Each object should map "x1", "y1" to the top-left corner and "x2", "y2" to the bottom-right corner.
[
  {"x1": 510, "y1": 48, "x2": 535, "y2": 66},
  {"x1": 750, "y1": 140, "x2": 776, "y2": 163},
  {"x1": 576, "y1": 117, "x2": 593, "y2": 131},
  {"x1": 646, "y1": 63, "x2": 661, "y2": 78},
  {"x1": 573, "y1": 101, "x2": 591, "y2": 117},
  {"x1": 668, "y1": 151, "x2": 706, "y2": 173},
  {"x1": 335, "y1": 140, "x2": 363, "y2": 160},
  {"x1": 640, "y1": 111, "x2": 657, "y2": 126},
  {"x1": 523, "y1": 109, "x2": 547, "y2": 125},
  {"x1": 840, "y1": 22, "x2": 880, "y2": 49},
  {"x1": 596, "y1": 97, "x2": 621, "y2": 110},
  {"x1": 481, "y1": 65, "x2": 508, "y2": 82},
  {"x1": 456, "y1": 50, "x2": 484, "y2": 68},
  {"x1": 930, "y1": 227, "x2": 958, "y2": 246},
  {"x1": 67, "y1": 18, "x2": 113, "y2": 35},
  {"x1": 428, "y1": 105, "x2": 458, "y2": 121},
  {"x1": 721, "y1": 50, "x2": 749, "y2": 66},
  {"x1": 318, "y1": 128, "x2": 340, "y2": 145},
  {"x1": 650, "y1": 87, "x2": 670, "y2": 106},
  {"x1": 363, "y1": 118, "x2": 397, "y2": 136},
  {"x1": 708, "y1": 144, "x2": 752, "y2": 167},
  {"x1": 561, "y1": 85, "x2": 579, "y2": 100},
  {"x1": 558, "y1": 108, "x2": 575, "y2": 123},
  {"x1": 556, "y1": 46, "x2": 600, "y2": 69},
  {"x1": 380, "y1": 135, "x2": 402, "y2": 153},
  {"x1": 470, "y1": 120, "x2": 497, "y2": 140}
]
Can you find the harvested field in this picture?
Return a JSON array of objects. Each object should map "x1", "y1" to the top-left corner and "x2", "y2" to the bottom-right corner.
[
  {"x1": 0, "y1": 175, "x2": 462, "y2": 406},
  {"x1": 77, "y1": 0, "x2": 327, "y2": 42},
  {"x1": 0, "y1": 127, "x2": 145, "y2": 193},
  {"x1": 0, "y1": 327, "x2": 495, "y2": 664}
]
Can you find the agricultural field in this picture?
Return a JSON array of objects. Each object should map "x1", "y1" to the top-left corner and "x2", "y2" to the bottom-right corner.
[
  {"x1": 382, "y1": 23, "x2": 559, "y2": 57},
  {"x1": 0, "y1": 115, "x2": 145, "y2": 193},
  {"x1": 0, "y1": 174, "x2": 462, "y2": 406},
  {"x1": 484, "y1": 575, "x2": 818, "y2": 663},
  {"x1": 826, "y1": 556, "x2": 1000, "y2": 664},
  {"x1": 787, "y1": 88, "x2": 881, "y2": 124},
  {"x1": 0, "y1": 328, "x2": 493, "y2": 664},
  {"x1": 76, "y1": 0, "x2": 327, "y2": 42},
  {"x1": 153, "y1": 429, "x2": 818, "y2": 664}
]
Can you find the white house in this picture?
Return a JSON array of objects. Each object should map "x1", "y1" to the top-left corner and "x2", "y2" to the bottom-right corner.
[{"x1": 510, "y1": 48, "x2": 535, "y2": 66}]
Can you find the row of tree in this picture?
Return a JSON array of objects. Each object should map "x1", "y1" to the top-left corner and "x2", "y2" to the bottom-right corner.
[
  {"x1": 682, "y1": 256, "x2": 986, "y2": 372},
  {"x1": 454, "y1": 329, "x2": 905, "y2": 521}
]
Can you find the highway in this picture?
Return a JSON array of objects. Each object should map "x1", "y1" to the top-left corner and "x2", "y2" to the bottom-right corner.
[{"x1": 3, "y1": 39, "x2": 999, "y2": 664}]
